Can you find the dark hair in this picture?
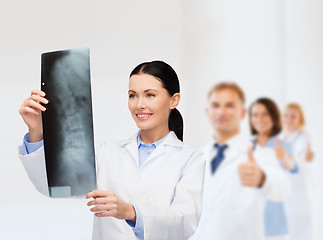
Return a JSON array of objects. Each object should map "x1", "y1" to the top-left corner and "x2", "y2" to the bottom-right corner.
[
  {"x1": 130, "y1": 60, "x2": 183, "y2": 141},
  {"x1": 249, "y1": 97, "x2": 282, "y2": 137}
]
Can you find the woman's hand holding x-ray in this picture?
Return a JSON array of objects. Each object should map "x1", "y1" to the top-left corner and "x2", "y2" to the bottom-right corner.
[
  {"x1": 86, "y1": 190, "x2": 136, "y2": 223},
  {"x1": 19, "y1": 89, "x2": 48, "y2": 142}
]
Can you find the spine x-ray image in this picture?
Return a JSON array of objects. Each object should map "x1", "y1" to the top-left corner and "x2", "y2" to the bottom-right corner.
[{"x1": 41, "y1": 47, "x2": 96, "y2": 198}]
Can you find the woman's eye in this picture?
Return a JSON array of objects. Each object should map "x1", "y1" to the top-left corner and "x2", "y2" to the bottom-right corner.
[
  {"x1": 129, "y1": 94, "x2": 136, "y2": 99},
  {"x1": 147, "y1": 94, "x2": 155, "y2": 97}
]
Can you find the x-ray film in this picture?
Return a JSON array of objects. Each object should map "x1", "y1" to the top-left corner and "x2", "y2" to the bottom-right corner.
[{"x1": 41, "y1": 47, "x2": 96, "y2": 198}]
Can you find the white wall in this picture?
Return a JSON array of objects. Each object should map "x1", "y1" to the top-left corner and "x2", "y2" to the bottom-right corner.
[
  {"x1": 284, "y1": 0, "x2": 323, "y2": 236},
  {"x1": 181, "y1": 0, "x2": 287, "y2": 146},
  {"x1": 0, "y1": 0, "x2": 322, "y2": 239}
]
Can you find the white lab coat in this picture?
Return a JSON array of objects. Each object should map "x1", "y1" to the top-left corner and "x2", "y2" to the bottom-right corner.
[
  {"x1": 18, "y1": 131, "x2": 206, "y2": 240},
  {"x1": 280, "y1": 131, "x2": 316, "y2": 240},
  {"x1": 190, "y1": 134, "x2": 291, "y2": 240}
]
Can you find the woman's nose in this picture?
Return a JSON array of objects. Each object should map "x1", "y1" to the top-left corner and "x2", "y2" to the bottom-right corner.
[{"x1": 136, "y1": 97, "x2": 146, "y2": 110}]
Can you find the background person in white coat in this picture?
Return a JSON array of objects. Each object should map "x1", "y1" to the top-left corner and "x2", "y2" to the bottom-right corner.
[
  {"x1": 280, "y1": 103, "x2": 316, "y2": 240},
  {"x1": 191, "y1": 82, "x2": 291, "y2": 240},
  {"x1": 18, "y1": 60, "x2": 206, "y2": 240},
  {"x1": 249, "y1": 97, "x2": 298, "y2": 240}
]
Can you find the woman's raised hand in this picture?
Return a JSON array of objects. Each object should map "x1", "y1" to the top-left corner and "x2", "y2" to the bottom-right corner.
[
  {"x1": 19, "y1": 89, "x2": 48, "y2": 142},
  {"x1": 274, "y1": 138, "x2": 286, "y2": 162},
  {"x1": 305, "y1": 143, "x2": 314, "y2": 162}
]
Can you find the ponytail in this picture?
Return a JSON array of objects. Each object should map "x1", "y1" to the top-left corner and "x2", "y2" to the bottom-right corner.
[{"x1": 169, "y1": 108, "x2": 183, "y2": 141}]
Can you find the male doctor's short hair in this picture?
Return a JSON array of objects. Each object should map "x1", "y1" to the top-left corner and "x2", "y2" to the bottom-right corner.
[{"x1": 207, "y1": 82, "x2": 246, "y2": 104}]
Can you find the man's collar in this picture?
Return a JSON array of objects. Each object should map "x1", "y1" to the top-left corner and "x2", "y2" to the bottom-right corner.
[{"x1": 209, "y1": 132, "x2": 249, "y2": 152}]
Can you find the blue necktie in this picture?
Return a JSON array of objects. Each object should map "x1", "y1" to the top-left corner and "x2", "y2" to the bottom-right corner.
[{"x1": 211, "y1": 143, "x2": 228, "y2": 174}]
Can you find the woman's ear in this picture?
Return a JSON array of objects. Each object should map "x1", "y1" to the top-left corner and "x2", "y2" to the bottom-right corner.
[{"x1": 170, "y1": 93, "x2": 180, "y2": 110}]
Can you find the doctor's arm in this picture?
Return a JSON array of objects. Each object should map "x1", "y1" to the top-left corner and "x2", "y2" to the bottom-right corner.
[
  {"x1": 256, "y1": 149, "x2": 291, "y2": 201},
  {"x1": 17, "y1": 89, "x2": 49, "y2": 196},
  {"x1": 274, "y1": 138, "x2": 298, "y2": 171},
  {"x1": 139, "y1": 151, "x2": 206, "y2": 240},
  {"x1": 86, "y1": 151, "x2": 144, "y2": 239}
]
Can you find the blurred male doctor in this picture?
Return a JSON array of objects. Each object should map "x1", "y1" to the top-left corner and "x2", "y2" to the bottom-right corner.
[{"x1": 191, "y1": 82, "x2": 291, "y2": 240}]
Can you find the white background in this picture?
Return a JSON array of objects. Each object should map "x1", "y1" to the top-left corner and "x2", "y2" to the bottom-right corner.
[{"x1": 0, "y1": 0, "x2": 322, "y2": 239}]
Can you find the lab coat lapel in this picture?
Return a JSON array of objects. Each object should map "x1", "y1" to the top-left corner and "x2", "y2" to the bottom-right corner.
[
  {"x1": 224, "y1": 135, "x2": 249, "y2": 166},
  {"x1": 212, "y1": 134, "x2": 248, "y2": 169},
  {"x1": 125, "y1": 140, "x2": 139, "y2": 165},
  {"x1": 142, "y1": 131, "x2": 183, "y2": 167},
  {"x1": 144, "y1": 143, "x2": 166, "y2": 165},
  {"x1": 117, "y1": 133, "x2": 139, "y2": 166}
]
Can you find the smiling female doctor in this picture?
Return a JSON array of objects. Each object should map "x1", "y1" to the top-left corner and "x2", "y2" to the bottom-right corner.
[
  {"x1": 249, "y1": 98, "x2": 298, "y2": 240},
  {"x1": 18, "y1": 60, "x2": 206, "y2": 240},
  {"x1": 280, "y1": 103, "x2": 316, "y2": 240}
]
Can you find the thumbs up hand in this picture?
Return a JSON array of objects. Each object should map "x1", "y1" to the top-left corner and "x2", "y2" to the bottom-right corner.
[
  {"x1": 305, "y1": 143, "x2": 314, "y2": 162},
  {"x1": 274, "y1": 138, "x2": 286, "y2": 162},
  {"x1": 238, "y1": 146, "x2": 266, "y2": 188},
  {"x1": 273, "y1": 138, "x2": 297, "y2": 170}
]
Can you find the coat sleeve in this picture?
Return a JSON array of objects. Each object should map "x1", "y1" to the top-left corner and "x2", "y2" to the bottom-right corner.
[
  {"x1": 139, "y1": 150, "x2": 206, "y2": 240},
  {"x1": 18, "y1": 143, "x2": 50, "y2": 196},
  {"x1": 18, "y1": 139, "x2": 103, "y2": 198},
  {"x1": 256, "y1": 148, "x2": 291, "y2": 201}
]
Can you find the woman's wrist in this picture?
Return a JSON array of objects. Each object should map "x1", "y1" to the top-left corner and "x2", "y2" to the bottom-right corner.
[
  {"x1": 29, "y1": 128, "x2": 43, "y2": 143},
  {"x1": 126, "y1": 204, "x2": 136, "y2": 223}
]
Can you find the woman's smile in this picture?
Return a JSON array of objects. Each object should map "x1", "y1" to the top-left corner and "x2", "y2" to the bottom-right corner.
[{"x1": 136, "y1": 112, "x2": 153, "y2": 121}]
